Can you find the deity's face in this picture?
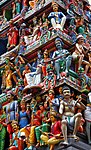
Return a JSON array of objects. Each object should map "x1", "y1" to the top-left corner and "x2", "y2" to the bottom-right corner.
[
  {"x1": 21, "y1": 103, "x2": 26, "y2": 110},
  {"x1": 50, "y1": 115, "x2": 56, "y2": 122},
  {"x1": 12, "y1": 124, "x2": 18, "y2": 132},
  {"x1": 55, "y1": 39, "x2": 63, "y2": 50},
  {"x1": 69, "y1": 4, "x2": 75, "y2": 10},
  {"x1": 39, "y1": 105, "x2": 44, "y2": 111},
  {"x1": 53, "y1": 5, "x2": 58, "y2": 12},
  {"x1": 38, "y1": 51, "x2": 41, "y2": 59},
  {"x1": 44, "y1": 52, "x2": 48, "y2": 58},
  {"x1": 7, "y1": 93, "x2": 13, "y2": 102},
  {"x1": 25, "y1": 64, "x2": 29, "y2": 70},
  {"x1": 63, "y1": 89, "x2": 71, "y2": 98},
  {"x1": 77, "y1": 37, "x2": 84, "y2": 44},
  {"x1": 59, "y1": 87, "x2": 62, "y2": 94},
  {"x1": 5, "y1": 58, "x2": 9, "y2": 64},
  {"x1": 49, "y1": 92, "x2": 54, "y2": 99},
  {"x1": 9, "y1": 22, "x2": 13, "y2": 28},
  {"x1": 33, "y1": 17, "x2": 37, "y2": 25},
  {"x1": 44, "y1": 102, "x2": 47, "y2": 108}
]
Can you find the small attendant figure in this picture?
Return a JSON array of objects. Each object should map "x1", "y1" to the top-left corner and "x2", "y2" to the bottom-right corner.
[{"x1": 48, "y1": 89, "x2": 59, "y2": 113}]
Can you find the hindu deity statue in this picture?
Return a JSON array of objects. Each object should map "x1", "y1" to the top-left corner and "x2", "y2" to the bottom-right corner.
[
  {"x1": 52, "y1": 37, "x2": 72, "y2": 79},
  {"x1": 7, "y1": 20, "x2": 19, "y2": 50},
  {"x1": 48, "y1": 2, "x2": 66, "y2": 31},
  {"x1": 59, "y1": 86, "x2": 86, "y2": 145}
]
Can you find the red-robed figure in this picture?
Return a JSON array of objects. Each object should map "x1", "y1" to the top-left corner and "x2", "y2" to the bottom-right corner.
[
  {"x1": 7, "y1": 20, "x2": 19, "y2": 50},
  {"x1": 40, "y1": 111, "x2": 62, "y2": 150}
]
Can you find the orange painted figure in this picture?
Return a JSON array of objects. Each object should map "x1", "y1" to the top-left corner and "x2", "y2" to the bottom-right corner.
[{"x1": 29, "y1": 0, "x2": 38, "y2": 9}]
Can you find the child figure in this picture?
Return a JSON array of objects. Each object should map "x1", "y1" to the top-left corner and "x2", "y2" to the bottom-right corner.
[{"x1": 40, "y1": 111, "x2": 62, "y2": 150}]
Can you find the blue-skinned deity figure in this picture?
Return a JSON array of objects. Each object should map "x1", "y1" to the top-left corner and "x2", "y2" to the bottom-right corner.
[{"x1": 52, "y1": 38, "x2": 72, "y2": 79}]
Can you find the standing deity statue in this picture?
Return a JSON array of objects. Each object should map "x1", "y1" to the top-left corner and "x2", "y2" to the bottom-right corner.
[
  {"x1": 15, "y1": 0, "x2": 21, "y2": 15},
  {"x1": 59, "y1": 86, "x2": 86, "y2": 145},
  {"x1": 6, "y1": 91, "x2": 18, "y2": 123},
  {"x1": 6, "y1": 91, "x2": 18, "y2": 145},
  {"x1": 52, "y1": 38, "x2": 72, "y2": 79}
]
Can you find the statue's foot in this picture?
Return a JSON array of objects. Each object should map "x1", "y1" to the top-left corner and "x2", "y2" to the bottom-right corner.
[
  {"x1": 57, "y1": 74, "x2": 61, "y2": 80},
  {"x1": 72, "y1": 134, "x2": 79, "y2": 141},
  {"x1": 65, "y1": 69, "x2": 68, "y2": 73},
  {"x1": 60, "y1": 141, "x2": 68, "y2": 146},
  {"x1": 35, "y1": 142, "x2": 40, "y2": 148}
]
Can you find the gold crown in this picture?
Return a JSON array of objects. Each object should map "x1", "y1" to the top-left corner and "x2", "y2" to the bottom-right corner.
[
  {"x1": 9, "y1": 19, "x2": 13, "y2": 24},
  {"x1": 52, "y1": 1, "x2": 58, "y2": 7},
  {"x1": 11, "y1": 120, "x2": 18, "y2": 127},
  {"x1": 50, "y1": 110, "x2": 57, "y2": 117},
  {"x1": 44, "y1": 49, "x2": 48, "y2": 55},
  {"x1": 36, "y1": 96, "x2": 41, "y2": 101},
  {"x1": 49, "y1": 89, "x2": 55, "y2": 95},
  {"x1": 20, "y1": 99, "x2": 26, "y2": 105}
]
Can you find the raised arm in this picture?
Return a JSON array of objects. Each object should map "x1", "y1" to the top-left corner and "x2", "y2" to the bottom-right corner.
[{"x1": 59, "y1": 101, "x2": 64, "y2": 115}]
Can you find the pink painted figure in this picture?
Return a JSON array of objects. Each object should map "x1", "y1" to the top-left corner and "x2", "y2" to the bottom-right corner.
[
  {"x1": 72, "y1": 35, "x2": 85, "y2": 71},
  {"x1": 23, "y1": 0, "x2": 29, "y2": 7}
]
